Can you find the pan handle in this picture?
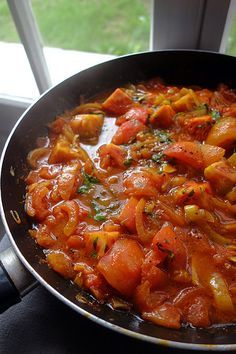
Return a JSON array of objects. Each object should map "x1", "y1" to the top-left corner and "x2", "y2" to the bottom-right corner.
[{"x1": 0, "y1": 247, "x2": 37, "y2": 313}]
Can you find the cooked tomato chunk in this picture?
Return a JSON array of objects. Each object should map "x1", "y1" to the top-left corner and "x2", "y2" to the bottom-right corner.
[
  {"x1": 112, "y1": 120, "x2": 147, "y2": 145},
  {"x1": 97, "y1": 239, "x2": 144, "y2": 297}
]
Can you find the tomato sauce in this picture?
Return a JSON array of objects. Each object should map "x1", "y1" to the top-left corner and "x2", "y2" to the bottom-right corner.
[{"x1": 25, "y1": 79, "x2": 236, "y2": 329}]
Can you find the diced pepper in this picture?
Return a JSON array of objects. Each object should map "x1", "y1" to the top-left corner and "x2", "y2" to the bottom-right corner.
[
  {"x1": 174, "y1": 180, "x2": 212, "y2": 205},
  {"x1": 204, "y1": 160, "x2": 236, "y2": 194},
  {"x1": 200, "y1": 144, "x2": 225, "y2": 167},
  {"x1": 206, "y1": 117, "x2": 236, "y2": 149},
  {"x1": 102, "y1": 88, "x2": 133, "y2": 115},
  {"x1": 70, "y1": 114, "x2": 104, "y2": 142},
  {"x1": 173, "y1": 93, "x2": 196, "y2": 112},
  {"x1": 150, "y1": 105, "x2": 175, "y2": 128},
  {"x1": 85, "y1": 230, "x2": 120, "y2": 258},
  {"x1": 48, "y1": 139, "x2": 78, "y2": 164}
]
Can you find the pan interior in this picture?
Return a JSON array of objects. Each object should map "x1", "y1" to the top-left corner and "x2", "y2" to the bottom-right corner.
[{"x1": 1, "y1": 50, "x2": 236, "y2": 348}]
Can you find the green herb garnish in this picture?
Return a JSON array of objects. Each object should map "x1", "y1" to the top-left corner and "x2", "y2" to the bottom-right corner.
[
  {"x1": 154, "y1": 130, "x2": 172, "y2": 143},
  {"x1": 91, "y1": 201, "x2": 107, "y2": 222},
  {"x1": 152, "y1": 152, "x2": 163, "y2": 163},
  {"x1": 77, "y1": 170, "x2": 100, "y2": 194},
  {"x1": 210, "y1": 109, "x2": 221, "y2": 121},
  {"x1": 124, "y1": 157, "x2": 133, "y2": 167},
  {"x1": 94, "y1": 213, "x2": 106, "y2": 222},
  {"x1": 157, "y1": 243, "x2": 174, "y2": 260}
]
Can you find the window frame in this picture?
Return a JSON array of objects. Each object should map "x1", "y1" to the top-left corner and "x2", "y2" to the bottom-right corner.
[{"x1": 0, "y1": 0, "x2": 234, "y2": 124}]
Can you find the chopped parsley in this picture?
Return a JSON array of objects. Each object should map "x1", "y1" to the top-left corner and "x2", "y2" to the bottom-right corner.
[
  {"x1": 94, "y1": 213, "x2": 106, "y2": 222},
  {"x1": 124, "y1": 157, "x2": 133, "y2": 167},
  {"x1": 77, "y1": 170, "x2": 100, "y2": 194},
  {"x1": 91, "y1": 200, "x2": 107, "y2": 222},
  {"x1": 91, "y1": 200, "x2": 101, "y2": 213},
  {"x1": 157, "y1": 242, "x2": 174, "y2": 260},
  {"x1": 154, "y1": 130, "x2": 172, "y2": 143},
  {"x1": 210, "y1": 109, "x2": 221, "y2": 121},
  {"x1": 152, "y1": 152, "x2": 163, "y2": 163}
]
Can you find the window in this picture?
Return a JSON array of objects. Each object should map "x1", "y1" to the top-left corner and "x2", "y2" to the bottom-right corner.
[
  {"x1": 0, "y1": 0, "x2": 39, "y2": 98},
  {"x1": 221, "y1": 0, "x2": 236, "y2": 55},
  {"x1": 0, "y1": 0, "x2": 235, "y2": 112},
  {"x1": 31, "y1": 0, "x2": 151, "y2": 56}
]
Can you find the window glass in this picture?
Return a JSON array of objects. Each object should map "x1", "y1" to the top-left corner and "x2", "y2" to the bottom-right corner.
[
  {"x1": 0, "y1": 0, "x2": 39, "y2": 98},
  {"x1": 31, "y1": 0, "x2": 151, "y2": 55},
  {"x1": 225, "y1": 9, "x2": 236, "y2": 55}
]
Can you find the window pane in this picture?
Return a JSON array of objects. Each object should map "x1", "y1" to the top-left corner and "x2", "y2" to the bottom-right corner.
[
  {"x1": 225, "y1": 7, "x2": 236, "y2": 55},
  {"x1": 31, "y1": 0, "x2": 151, "y2": 55},
  {"x1": 0, "y1": 0, "x2": 39, "y2": 98}
]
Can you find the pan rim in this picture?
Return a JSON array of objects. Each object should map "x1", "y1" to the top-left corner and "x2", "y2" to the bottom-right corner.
[{"x1": 1, "y1": 49, "x2": 236, "y2": 351}]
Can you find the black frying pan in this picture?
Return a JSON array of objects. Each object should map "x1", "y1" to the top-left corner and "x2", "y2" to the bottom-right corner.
[{"x1": 1, "y1": 50, "x2": 236, "y2": 351}]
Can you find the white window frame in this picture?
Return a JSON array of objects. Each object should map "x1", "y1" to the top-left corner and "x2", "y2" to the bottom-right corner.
[{"x1": 0, "y1": 0, "x2": 234, "y2": 122}]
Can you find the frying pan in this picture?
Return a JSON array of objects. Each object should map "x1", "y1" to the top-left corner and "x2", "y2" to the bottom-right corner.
[{"x1": 0, "y1": 50, "x2": 236, "y2": 351}]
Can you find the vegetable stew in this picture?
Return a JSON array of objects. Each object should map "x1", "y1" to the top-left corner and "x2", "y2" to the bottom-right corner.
[{"x1": 25, "y1": 78, "x2": 236, "y2": 329}]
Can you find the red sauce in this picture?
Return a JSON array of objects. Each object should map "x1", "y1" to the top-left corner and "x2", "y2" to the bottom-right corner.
[{"x1": 25, "y1": 79, "x2": 236, "y2": 329}]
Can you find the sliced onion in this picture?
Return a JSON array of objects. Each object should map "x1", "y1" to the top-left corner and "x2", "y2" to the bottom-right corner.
[{"x1": 209, "y1": 273, "x2": 234, "y2": 312}]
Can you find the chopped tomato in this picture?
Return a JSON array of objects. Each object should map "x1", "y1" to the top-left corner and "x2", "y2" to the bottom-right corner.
[
  {"x1": 142, "y1": 303, "x2": 181, "y2": 329},
  {"x1": 47, "y1": 252, "x2": 76, "y2": 279},
  {"x1": 67, "y1": 235, "x2": 84, "y2": 250},
  {"x1": 124, "y1": 171, "x2": 159, "y2": 197},
  {"x1": 173, "y1": 287, "x2": 210, "y2": 327},
  {"x1": 134, "y1": 280, "x2": 169, "y2": 312},
  {"x1": 112, "y1": 120, "x2": 147, "y2": 145},
  {"x1": 118, "y1": 197, "x2": 139, "y2": 233},
  {"x1": 102, "y1": 88, "x2": 133, "y2": 115},
  {"x1": 184, "y1": 115, "x2": 213, "y2": 140},
  {"x1": 152, "y1": 225, "x2": 186, "y2": 270},
  {"x1": 116, "y1": 106, "x2": 148, "y2": 125},
  {"x1": 164, "y1": 141, "x2": 203, "y2": 169},
  {"x1": 99, "y1": 143, "x2": 127, "y2": 169},
  {"x1": 185, "y1": 297, "x2": 211, "y2": 328},
  {"x1": 174, "y1": 180, "x2": 212, "y2": 205},
  {"x1": 142, "y1": 252, "x2": 169, "y2": 289},
  {"x1": 97, "y1": 238, "x2": 144, "y2": 297},
  {"x1": 33, "y1": 224, "x2": 56, "y2": 248}
]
